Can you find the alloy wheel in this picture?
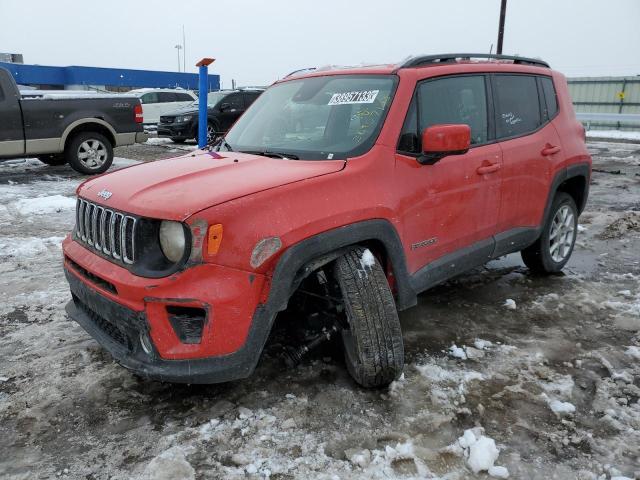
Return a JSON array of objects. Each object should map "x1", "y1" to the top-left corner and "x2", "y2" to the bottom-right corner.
[
  {"x1": 77, "y1": 139, "x2": 108, "y2": 169},
  {"x1": 549, "y1": 205, "x2": 576, "y2": 262}
]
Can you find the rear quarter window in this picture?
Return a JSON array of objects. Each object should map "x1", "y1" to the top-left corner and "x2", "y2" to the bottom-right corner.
[
  {"x1": 140, "y1": 92, "x2": 159, "y2": 104},
  {"x1": 176, "y1": 93, "x2": 194, "y2": 102},
  {"x1": 540, "y1": 77, "x2": 558, "y2": 119},
  {"x1": 158, "y1": 92, "x2": 178, "y2": 102},
  {"x1": 493, "y1": 75, "x2": 541, "y2": 139}
]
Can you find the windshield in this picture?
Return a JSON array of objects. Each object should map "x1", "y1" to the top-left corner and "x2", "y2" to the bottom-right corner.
[{"x1": 221, "y1": 75, "x2": 396, "y2": 160}]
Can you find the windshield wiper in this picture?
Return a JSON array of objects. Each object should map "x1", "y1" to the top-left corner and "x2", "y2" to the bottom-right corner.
[
  {"x1": 211, "y1": 137, "x2": 234, "y2": 152},
  {"x1": 240, "y1": 150, "x2": 299, "y2": 160}
]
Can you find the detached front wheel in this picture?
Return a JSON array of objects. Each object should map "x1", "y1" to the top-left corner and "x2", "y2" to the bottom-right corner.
[
  {"x1": 65, "y1": 132, "x2": 113, "y2": 175},
  {"x1": 334, "y1": 248, "x2": 404, "y2": 388}
]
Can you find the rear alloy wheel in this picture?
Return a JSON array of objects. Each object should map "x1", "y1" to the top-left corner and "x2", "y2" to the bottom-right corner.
[
  {"x1": 65, "y1": 132, "x2": 113, "y2": 175},
  {"x1": 334, "y1": 247, "x2": 404, "y2": 388},
  {"x1": 521, "y1": 192, "x2": 578, "y2": 273}
]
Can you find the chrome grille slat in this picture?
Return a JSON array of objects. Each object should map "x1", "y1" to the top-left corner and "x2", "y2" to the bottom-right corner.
[
  {"x1": 74, "y1": 198, "x2": 137, "y2": 266},
  {"x1": 94, "y1": 207, "x2": 103, "y2": 249}
]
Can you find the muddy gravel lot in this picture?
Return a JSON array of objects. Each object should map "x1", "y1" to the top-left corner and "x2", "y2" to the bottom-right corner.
[{"x1": 1, "y1": 140, "x2": 639, "y2": 480}]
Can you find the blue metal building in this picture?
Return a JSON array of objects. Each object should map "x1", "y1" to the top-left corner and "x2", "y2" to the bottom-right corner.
[{"x1": 0, "y1": 62, "x2": 220, "y2": 91}]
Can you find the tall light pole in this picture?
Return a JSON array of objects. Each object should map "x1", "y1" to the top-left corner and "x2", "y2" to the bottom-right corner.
[
  {"x1": 174, "y1": 44, "x2": 183, "y2": 72},
  {"x1": 182, "y1": 25, "x2": 187, "y2": 73},
  {"x1": 496, "y1": 0, "x2": 507, "y2": 55}
]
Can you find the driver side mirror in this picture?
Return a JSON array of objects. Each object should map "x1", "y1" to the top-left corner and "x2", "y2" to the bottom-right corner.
[
  {"x1": 419, "y1": 124, "x2": 471, "y2": 165},
  {"x1": 219, "y1": 102, "x2": 231, "y2": 112}
]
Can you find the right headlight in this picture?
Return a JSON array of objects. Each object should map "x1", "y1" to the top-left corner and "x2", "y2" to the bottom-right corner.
[
  {"x1": 159, "y1": 221, "x2": 186, "y2": 263},
  {"x1": 176, "y1": 115, "x2": 193, "y2": 123}
]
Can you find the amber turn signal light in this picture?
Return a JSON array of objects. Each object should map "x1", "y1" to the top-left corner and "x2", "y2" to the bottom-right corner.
[{"x1": 207, "y1": 224, "x2": 223, "y2": 255}]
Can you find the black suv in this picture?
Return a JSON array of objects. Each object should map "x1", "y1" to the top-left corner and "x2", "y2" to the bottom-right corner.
[{"x1": 157, "y1": 89, "x2": 263, "y2": 144}]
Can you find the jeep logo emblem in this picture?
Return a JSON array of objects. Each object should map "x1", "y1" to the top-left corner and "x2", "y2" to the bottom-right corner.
[{"x1": 97, "y1": 189, "x2": 113, "y2": 200}]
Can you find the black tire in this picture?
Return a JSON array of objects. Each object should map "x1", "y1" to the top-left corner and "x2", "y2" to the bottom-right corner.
[
  {"x1": 334, "y1": 248, "x2": 404, "y2": 388},
  {"x1": 170, "y1": 137, "x2": 187, "y2": 144},
  {"x1": 65, "y1": 132, "x2": 113, "y2": 175},
  {"x1": 521, "y1": 192, "x2": 578, "y2": 274},
  {"x1": 37, "y1": 154, "x2": 66, "y2": 166}
]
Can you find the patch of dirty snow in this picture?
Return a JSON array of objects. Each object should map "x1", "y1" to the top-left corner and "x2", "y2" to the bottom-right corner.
[
  {"x1": 360, "y1": 248, "x2": 376, "y2": 269},
  {"x1": 548, "y1": 399, "x2": 576, "y2": 416},
  {"x1": 12, "y1": 195, "x2": 76, "y2": 215},
  {"x1": 0, "y1": 236, "x2": 64, "y2": 258},
  {"x1": 503, "y1": 298, "x2": 517, "y2": 310},
  {"x1": 449, "y1": 344, "x2": 468, "y2": 360},
  {"x1": 625, "y1": 345, "x2": 640, "y2": 360},
  {"x1": 452, "y1": 427, "x2": 508, "y2": 476},
  {"x1": 141, "y1": 446, "x2": 195, "y2": 480},
  {"x1": 474, "y1": 338, "x2": 494, "y2": 350}
]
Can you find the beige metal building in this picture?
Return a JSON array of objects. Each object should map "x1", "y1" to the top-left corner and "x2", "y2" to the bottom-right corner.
[{"x1": 568, "y1": 77, "x2": 640, "y2": 130}]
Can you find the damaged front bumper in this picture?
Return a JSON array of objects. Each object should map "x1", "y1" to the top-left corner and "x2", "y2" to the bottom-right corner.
[{"x1": 63, "y1": 237, "x2": 275, "y2": 384}]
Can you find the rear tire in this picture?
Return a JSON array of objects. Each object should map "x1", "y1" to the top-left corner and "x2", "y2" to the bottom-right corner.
[
  {"x1": 65, "y1": 132, "x2": 113, "y2": 175},
  {"x1": 521, "y1": 192, "x2": 578, "y2": 274},
  {"x1": 37, "y1": 154, "x2": 66, "y2": 166},
  {"x1": 334, "y1": 248, "x2": 404, "y2": 388}
]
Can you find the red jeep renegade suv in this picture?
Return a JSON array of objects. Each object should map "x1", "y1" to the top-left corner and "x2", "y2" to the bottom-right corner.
[{"x1": 63, "y1": 54, "x2": 591, "y2": 388}]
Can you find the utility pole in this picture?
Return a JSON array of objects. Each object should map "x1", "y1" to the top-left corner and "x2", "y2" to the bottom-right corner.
[
  {"x1": 174, "y1": 44, "x2": 183, "y2": 72},
  {"x1": 182, "y1": 25, "x2": 186, "y2": 73},
  {"x1": 497, "y1": 0, "x2": 507, "y2": 55}
]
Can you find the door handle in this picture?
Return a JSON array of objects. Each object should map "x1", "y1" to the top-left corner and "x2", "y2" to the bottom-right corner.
[
  {"x1": 476, "y1": 163, "x2": 500, "y2": 175},
  {"x1": 541, "y1": 144, "x2": 561, "y2": 156}
]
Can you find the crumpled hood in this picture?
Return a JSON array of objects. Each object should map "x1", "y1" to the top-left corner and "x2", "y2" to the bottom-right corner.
[{"x1": 79, "y1": 150, "x2": 346, "y2": 220}]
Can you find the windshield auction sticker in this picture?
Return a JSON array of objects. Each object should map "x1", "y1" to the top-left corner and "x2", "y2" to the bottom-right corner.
[{"x1": 328, "y1": 90, "x2": 379, "y2": 105}]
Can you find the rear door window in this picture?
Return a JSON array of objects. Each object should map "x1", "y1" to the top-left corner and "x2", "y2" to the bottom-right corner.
[
  {"x1": 417, "y1": 75, "x2": 488, "y2": 146},
  {"x1": 493, "y1": 75, "x2": 541, "y2": 138}
]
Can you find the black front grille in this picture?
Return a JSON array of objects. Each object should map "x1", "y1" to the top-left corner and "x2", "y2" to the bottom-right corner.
[
  {"x1": 73, "y1": 294, "x2": 129, "y2": 348},
  {"x1": 76, "y1": 198, "x2": 137, "y2": 265},
  {"x1": 160, "y1": 116, "x2": 175, "y2": 124}
]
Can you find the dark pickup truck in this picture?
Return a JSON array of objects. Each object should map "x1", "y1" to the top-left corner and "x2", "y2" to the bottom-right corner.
[{"x1": 0, "y1": 66, "x2": 147, "y2": 174}]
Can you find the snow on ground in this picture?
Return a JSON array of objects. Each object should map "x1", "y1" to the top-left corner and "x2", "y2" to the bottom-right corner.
[
  {"x1": 12, "y1": 194, "x2": 76, "y2": 215},
  {"x1": 1, "y1": 141, "x2": 640, "y2": 479},
  {"x1": 586, "y1": 130, "x2": 640, "y2": 142}
]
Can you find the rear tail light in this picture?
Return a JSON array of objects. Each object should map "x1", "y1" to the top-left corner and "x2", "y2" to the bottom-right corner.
[{"x1": 134, "y1": 103, "x2": 143, "y2": 123}]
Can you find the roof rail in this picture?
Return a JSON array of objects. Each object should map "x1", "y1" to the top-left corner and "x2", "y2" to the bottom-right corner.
[
  {"x1": 398, "y1": 53, "x2": 549, "y2": 70},
  {"x1": 284, "y1": 67, "x2": 317, "y2": 78}
]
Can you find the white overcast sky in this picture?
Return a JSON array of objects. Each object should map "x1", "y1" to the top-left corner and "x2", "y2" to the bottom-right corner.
[{"x1": 1, "y1": 0, "x2": 639, "y2": 86}]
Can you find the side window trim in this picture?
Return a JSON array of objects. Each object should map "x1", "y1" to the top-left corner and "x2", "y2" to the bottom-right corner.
[{"x1": 396, "y1": 73, "x2": 493, "y2": 155}]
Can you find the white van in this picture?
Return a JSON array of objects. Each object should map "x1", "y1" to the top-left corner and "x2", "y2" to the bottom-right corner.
[{"x1": 128, "y1": 88, "x2": 198, "y2": 124}]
